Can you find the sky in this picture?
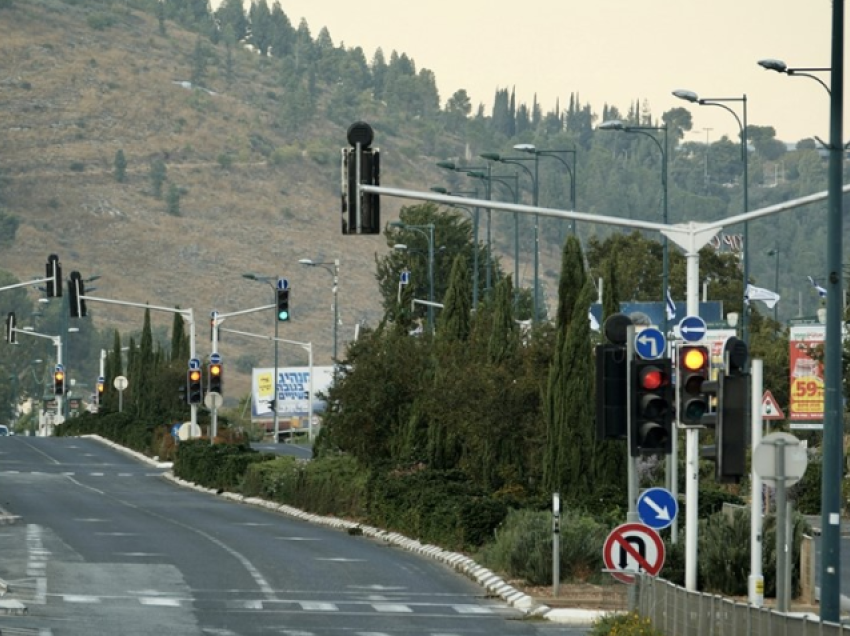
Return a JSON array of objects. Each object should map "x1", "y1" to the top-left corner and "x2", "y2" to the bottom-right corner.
[{"x1": 213, "y1": 0, "x2": 842, "y2": 144}]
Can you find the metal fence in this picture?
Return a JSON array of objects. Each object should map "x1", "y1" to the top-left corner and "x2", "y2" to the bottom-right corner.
[{"x1": 636, "y1": 575, "x2": 845, "y2": 636}]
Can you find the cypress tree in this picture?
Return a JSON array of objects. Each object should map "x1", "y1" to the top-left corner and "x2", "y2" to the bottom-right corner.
[
  {"x1": 487, "y1": 276, "x2": 516, "y2": 365},
  {"x1": 436, "y1": 254, "x2": 471, "y2": 344}
]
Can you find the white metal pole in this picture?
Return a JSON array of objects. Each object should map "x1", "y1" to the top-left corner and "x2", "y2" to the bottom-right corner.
[
  {"x1": 684, "y1": 249, "x2": 700, "y2": 591},
  {"x1": 749, "y1": 359, "x2": 764, "y2": 606},
  {"x1": 308, "y1": 343, "x2": 314, "y2": 441}
]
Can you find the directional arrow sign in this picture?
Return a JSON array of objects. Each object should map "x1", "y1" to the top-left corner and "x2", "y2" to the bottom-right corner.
[
  {"x1": 678, "y1": 315, "x2": 707, "y2": 343},
  {"x1": 637, "y1": 487, "x2": 678, "y2": 530},
  {"x1": 634, "y1": 327, "x2": 666, "y2": 360}
]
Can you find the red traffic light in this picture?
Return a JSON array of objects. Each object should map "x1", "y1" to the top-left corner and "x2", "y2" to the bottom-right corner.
[{"x1": 639, "y1": 367, "x2": 665, "y2": 391}]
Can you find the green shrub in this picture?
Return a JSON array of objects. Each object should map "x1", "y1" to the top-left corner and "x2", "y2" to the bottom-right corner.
[
  {"x1": 590, "y1": 611, "x2": 662, "y2": 636},
  {"x1": 174, "y1": 440, "x2": 271, "y2": 490}
]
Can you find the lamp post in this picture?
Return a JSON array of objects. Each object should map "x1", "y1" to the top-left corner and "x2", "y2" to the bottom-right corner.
[
  {"x1": 767, "y1": 247, "x2": 780, "y2": 323},
  {"x1": 388, "y1": 222, "x2": 435, "y2": 331},
  {"x1": 758, "y1": 58, "x2": 831, "y2": 94},
  {"x1": 758, "y1": 41, "x2": 842, "y2": 622},
  {"x1": 673, "y1": 90, "x2": 748, "y2": 347},
  {"x1": 514, "y1": 144, "x2": 578, "y2": 242},
  {"x1": 431, "y1": 186, "x2": 480, "y2": 310},
  {"x1": 298, "y1": 258, "x2": 340, "y2": 363},
  {"x1": 598, "y1": 120, "x2": 670, "y2": 338},
  {"x1": 480, "y1": 153, "x2": 534, "y2": 315},
  {"x1": 242, "y1": 273, "x2": 281, "y2": 443}
]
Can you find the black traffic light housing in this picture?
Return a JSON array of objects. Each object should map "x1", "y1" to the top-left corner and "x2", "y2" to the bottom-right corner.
[
  {"x1": 5, "y1": 312, "x2": 16, "y2": 344},
  {"x1": 96, "y1": 377, "x2": 105, "y2": 405},
  {"x1": 54, "y1": 368, "x2": 65, "y2": 396},
  {"x1": 341, "y1": 121, "x2": 380, "y2": 235},
  {"x1": 187, "y1": 369, "x2": 203, "y2": 404},
  {"x1": 208, "y1": 362, "x2": 223, "y2": 395},
  {"x1": 68, "y1": 271, "x2": 87, "y2": 318},
  {"x1": 631, "y1": 358, "x2": 673, "y2": 456},
  {"x1": 677, "y1": 344, "x2": 710, "y2": 426},
  {"x1": 276, "y1": 288, "x2": 291, "y2": 322},
  {"x1": 595, "y1": 343, "x2": 628, "y2": 441},
  {"x1": 46, "y1": 254, "x2": 62, "y2": 298},
  {"x1": 717, "y1": 337, "x2": 750, "y2": 483}
]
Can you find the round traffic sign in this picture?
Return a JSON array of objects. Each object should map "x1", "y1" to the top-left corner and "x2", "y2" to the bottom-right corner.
[
  {"x1": 678, "y1": 315, "x2": 707, "y2": 343},
  {"x1": 637, "y1": 487, "x2": 678, "y2": 530},
  {"x1": 634, "y1": 327, "x2": 666, "y2": 360},
  {"x1": 603, "y1": 522, "x2": 665, "y2": 584},
  {"x1": 210, "y1": 352, "x2": 222, "y2": 364},
  {"x1": 753, "y1": 432, "x2": 808, "y2": 487},
  {"x1": 113, "y1": 375, "x2": 128, "y2": 391},
  {"x1": 204, "y1": 391, "x2": 223, "y2": 410}
]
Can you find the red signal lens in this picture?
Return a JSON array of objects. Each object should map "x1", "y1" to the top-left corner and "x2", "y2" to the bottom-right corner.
[{"x1": 640, "y1": 368, "x2": 664, "y2": 390}]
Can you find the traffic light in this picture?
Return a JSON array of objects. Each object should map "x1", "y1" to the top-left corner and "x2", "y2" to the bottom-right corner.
[
  {"x1": 595, "y1": 344, "x2": 628, "y2": 440},
  {"x1": 276, "y1": 288, "x2": 290, "y2": 322},
  {"x1": 68, "y1": 271, "x2": 87, "y2": 318},
  {"x1": 46, "y1": 254, "x2": 62, "y2": 298},
  {"x1": 187, "y1": 369, "x2": 203, "y2": 404},
  {"x1": 54, "y1": 368, "x2": 65, "y2": 396},
  {"x1": 5, "y1": 312, "x2": 16, "y2": 344},
  {"x1": 208, "y1": 362, "x2": 223, "y2": 395},
  {"x1": 677, "y1": 344, "x2": 710, "y2": 426},
  {"x1": 717, "y1": 337, "x2": 750, "y2": 483},
  {"x1": 631, "y1": 358, "x2": 673, "y2": 456},
  {"x1": 96, "y1": 377, "x2": 105, "y2": 404},
  {"x1": 341, "y1": 121, "x2": 380, "y2": 235}
]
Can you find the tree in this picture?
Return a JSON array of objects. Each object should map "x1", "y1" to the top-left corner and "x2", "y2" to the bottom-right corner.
[
  {"x1": 436, "y1": 254, "x2": 472, "y2": 344},
  {"x1": 216, "y1": 0, "x2": 247, "y2": 42},
  {"x1": 113, "y1": 149, "x2": 127, "y2": 183},
  {"x1": 487, "y1": 276, "x2": 517, "y2": 365},
  {"x1": 150, "y1": 159, "x2": 166, "y2": 198}
]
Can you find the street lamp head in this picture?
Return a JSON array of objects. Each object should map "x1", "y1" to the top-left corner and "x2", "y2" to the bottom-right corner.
[
  {"x1": 513, "y1": 143, "x2": 536, "y2": 153},
  {"x1": 479, "y1": 152, "x2": 502, "y2": 162},
  {"x1": 466, "y1": 170, "x2": 487, "y2": 179},
  {"x1": 298, "y1": 259, "x2": 315, "y2": 266},
  {"x1": 241, "y1": 273, "x2": 259, "y2": 281},
  {"x1": 758, "y1": 58, "x2": 788, "y2": 74},
  {"x1": 436, "y1": 160, "x2": 456, "y2": 170},
  {"x1": 393, "y1": 244, "x2": 408, "y2": 251},
  {"x1": 598, "y1": 120, "x2": 626, "y2": 131},
  {"x1": 672, "y1": 89, "x2": 700, "y2": 103},
  {"x1": 430, "y1": 186, "x2": 449, "y2": 194}
]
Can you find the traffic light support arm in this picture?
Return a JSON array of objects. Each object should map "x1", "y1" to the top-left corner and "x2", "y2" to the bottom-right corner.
[{"x1": 0, "y1": 277, "x2": 54, "y2": 293}]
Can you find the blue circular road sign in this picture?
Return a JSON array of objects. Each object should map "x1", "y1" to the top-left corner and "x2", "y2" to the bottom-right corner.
[
  {"x1": 637, "y1": 487, "x2": 678, "y2": 530},
  {"x1": 210, "y1": 352, "x2": 221, "y2": 364},
  {"x1": 277, "y1": 278, "x2": 289, "y2": 290},
  {"x1": 634, "y1": 327, "x2": 666, "y2": 360},
  {"x1": 188, "y1": 358, "x2": 201, "y2": 370},
  {"x1": 678, "y1": 315, "x2": 707, "y2": 343}
]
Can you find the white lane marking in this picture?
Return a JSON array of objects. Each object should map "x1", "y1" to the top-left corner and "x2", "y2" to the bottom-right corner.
[
  {"x1": 275, "y1": 536, "x2": 319, "y2": 541},
  {"x1": 95, "y1": 532, "x2": 138, "y2": 536},
  {"x1": 315, "y1": 557, "x2": 364, "y2": 562},
  {"x1": 299, "y1": 601, "x2": 338, "y2": 611},
  {"x1": 90, "y1": 472, "x2": 105, "y2": 477},
  {"x1": 241, "y1": 600, "x2": 263, "y2": 609},
  {"x1": 371, "y1": 603, "x2": 413, "y2": 613},
  {"x1": 452, "y1": 604, "x2": 495, "y2": 614},
  {"x1": 139, "y1": 597, "x2": 182, "y2": 606},
  {"x1": 63, "y1": 595, "x2": 101, "y2": 603},
  {"x1": 115, "y1": 552, "x2": 162, "y2": 557}
]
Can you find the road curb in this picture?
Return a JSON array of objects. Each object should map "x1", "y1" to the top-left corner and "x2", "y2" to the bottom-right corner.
[{"x1": 157, "y1": 471, "x2": 603, "y2": 623}]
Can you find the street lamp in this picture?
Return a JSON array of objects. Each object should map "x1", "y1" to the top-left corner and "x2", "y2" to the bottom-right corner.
[
  {"x1": 673, "y1": 89, "x2": 749, "y2": 347},
  {"x1": 766, "y1": 247, "x2": 780, "y2": 323},
  {"x1": 758, "y1": 58, "x2": 831, "y2": 94},
  {"x1": 431, "y1": 186, "x2": 480, "y2": 310},
  {"x1": 480, "y1": 152, "x2": 534, "y2": 315},
  {"x1": 598, "y1": 120, "x2": 670, "y2": 338},
  {"x1": 389, "y1": 221, "x2": 435, "y2": 331},
  {"x1": 242, "y1": 272, "x2": 281, "y2": 443},
  {"x1": 758, "y1": 39, "x2": 843, "y2": 622},
  {"x1": 298, "y1": 258, "x2": 340, "y2": 362},
  {"x1": 514, "y1": 143, "x2": 578, "y2": 242}
]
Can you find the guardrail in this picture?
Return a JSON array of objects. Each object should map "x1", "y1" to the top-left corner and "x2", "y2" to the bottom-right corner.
[{"x1": 636, "y1": 575, "x2": 843, "y2": 635}]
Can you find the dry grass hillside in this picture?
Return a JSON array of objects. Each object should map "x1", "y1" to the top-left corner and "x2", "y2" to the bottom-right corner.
[{"x1": 0, "y1": 0, "x2": 468, "y2": 398}]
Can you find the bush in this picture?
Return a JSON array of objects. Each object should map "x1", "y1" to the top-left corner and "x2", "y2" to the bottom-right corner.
[
  {"x1": 590, "y1": 611, "x2": 662, "y2": 636},
  {"x1": 475, "y1": 508, "x2": 608, "y2": 585},
  {"x1": 174, "y1": 440, "x2": 272, "y2": 490}
]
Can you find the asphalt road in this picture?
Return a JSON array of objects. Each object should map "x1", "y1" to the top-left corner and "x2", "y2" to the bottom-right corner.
[{"x1": 0, "y1": 436, "x2": 587, "y2": 635}]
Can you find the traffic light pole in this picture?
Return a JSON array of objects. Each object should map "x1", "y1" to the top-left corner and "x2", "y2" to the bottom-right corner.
[{"x1": 12, "y1": 328, "x2": 63, "y2": 430}]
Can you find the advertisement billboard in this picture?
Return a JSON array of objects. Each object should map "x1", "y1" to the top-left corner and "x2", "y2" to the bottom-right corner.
[
  {"x1": 788, "y1": 324, "x2": 825, "y2": 424},
  {"x1": 251, "y1": 366, "x2": 333, "y2": 420}
]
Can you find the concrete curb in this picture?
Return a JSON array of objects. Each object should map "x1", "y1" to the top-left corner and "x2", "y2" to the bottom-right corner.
[
  {"x1": 82, "y1": 435, "x2": 173, "y2": 469},
  {"x1": 159, "y1": 471, "x2": 612, "y2": 625}
]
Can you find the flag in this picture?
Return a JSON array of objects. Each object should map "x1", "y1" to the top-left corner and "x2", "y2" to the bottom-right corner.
[
  {"x1": 808, "y1": 276, "x2": 827, "y2": 298},
  {"x1": 666, "y1": 287, "x2": 676, "y2": 321},
  {"x1": 744, "y1": 284, "x2": 781, "y2": 309}
]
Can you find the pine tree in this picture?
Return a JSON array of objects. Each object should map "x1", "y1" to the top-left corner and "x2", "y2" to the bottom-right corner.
[
  {"x1": 436, "y1": 254, "x2": 471, "y2": 344},
  {"x1": 487, "y1": 276, "x2": 516, "y2": 365}
]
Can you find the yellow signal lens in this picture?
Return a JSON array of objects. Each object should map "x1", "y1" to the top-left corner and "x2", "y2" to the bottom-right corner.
[
  {"x1": 189, "y1": 370, "x2": 201, "y2": 382},
  {"x1": 54, "y1": 371, "x2": 64, "y2": 381},
  {"x1": 682, "y1": 347, "x2": 707, "y2": 371},
  {"x1": 210, "y1": 365, "x2": 221, "y2": 376}
]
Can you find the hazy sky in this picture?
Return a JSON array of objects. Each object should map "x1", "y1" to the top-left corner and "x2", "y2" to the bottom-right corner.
[{"x1": 218, "y1": 1, "x2": 840, "y2": 144}]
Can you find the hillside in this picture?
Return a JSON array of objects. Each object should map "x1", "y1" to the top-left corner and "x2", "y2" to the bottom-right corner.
[{"x1": 0, "y1": 0, "x2": 479, "y2": 398}]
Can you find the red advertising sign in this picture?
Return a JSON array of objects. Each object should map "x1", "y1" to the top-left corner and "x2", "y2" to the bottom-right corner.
[{"x1": 788, "y1": 324, "x2": 825, "y2": 422}]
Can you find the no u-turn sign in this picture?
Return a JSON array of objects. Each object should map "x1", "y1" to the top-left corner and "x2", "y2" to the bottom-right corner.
[{"x1": 603, "y1": 522, "x2": 665, "y2": 584}]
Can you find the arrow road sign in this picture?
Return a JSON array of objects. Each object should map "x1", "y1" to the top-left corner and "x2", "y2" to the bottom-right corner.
[
  {"x1": 637, "y1": 487, "x2": 678, "y2": 530},
  {"x1": 634, "y1": 327, "x2": 666, "y2": 360},
  {"x1": 603, "y1": 522, "x2": 665, "y2": 584},
  {"x1": 678, "y1": 315, "x2": 707, "y2": 343}
]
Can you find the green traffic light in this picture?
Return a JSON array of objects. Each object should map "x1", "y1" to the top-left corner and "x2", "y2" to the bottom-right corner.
[{"x1": 278, "y1": 310, "x2": 289, "y2": 322}]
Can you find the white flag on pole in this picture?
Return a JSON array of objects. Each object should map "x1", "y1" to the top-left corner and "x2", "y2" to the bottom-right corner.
[{"x1": 744, "y1": 284, "x2": 781, "y2": 309}]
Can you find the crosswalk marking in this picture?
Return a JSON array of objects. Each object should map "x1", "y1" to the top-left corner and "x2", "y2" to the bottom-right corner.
[
  {"x1": 63, "y1": 595, "x2": 101, "y2": 603},
  {"x1": 371, "y1": 603, "x2": 413, "y2": 613},
  {"x1": 299, "y1": 601, "x2": 338, "y2": 611},
  {"x1": 139, "y1": 597, "x2": 181, "y2": 607}
]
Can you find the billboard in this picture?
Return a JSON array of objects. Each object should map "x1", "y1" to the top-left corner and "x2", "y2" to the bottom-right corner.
[
  {"x1": 251, "y1": 366, "x2": 334, "y2": 419},
  {"x1": 788, "y1": 324, "x2": 824, "y2": 423}
]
